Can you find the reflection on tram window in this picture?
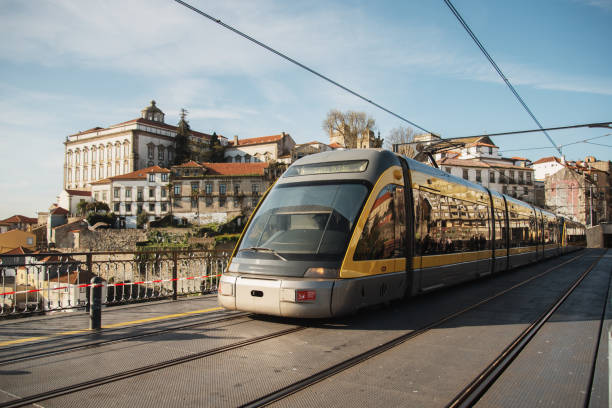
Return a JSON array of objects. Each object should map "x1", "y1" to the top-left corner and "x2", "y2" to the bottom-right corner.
[
  {"x1": 354, "y1": 184, "x2": 406, "y2": 261},
  {"x1": 413, "y1": 189, "x2": 490, "y2": 256}
]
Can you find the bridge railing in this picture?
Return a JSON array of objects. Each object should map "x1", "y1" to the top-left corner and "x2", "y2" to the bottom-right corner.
[{"x1": 0, "y1": 249, "x2": 229, "y2": 316}]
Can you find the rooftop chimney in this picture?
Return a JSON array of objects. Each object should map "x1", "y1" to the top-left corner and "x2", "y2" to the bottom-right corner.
[{"x1": 233, "y1": 135, "x2": 238, "y2": 146}]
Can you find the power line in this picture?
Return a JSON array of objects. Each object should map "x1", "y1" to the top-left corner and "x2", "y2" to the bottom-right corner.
[
  {"x1": 455, "y1": 122, "x2": 612, "y2": 139},
  {"x1": 499, "y1": 133, "x2": 611, "y2": 153},
  {"x1": 173, "y1": 0, "x2": 437, "y2": 136},
  {"x1": 442, "y1": 0, "x2": 562, "y2": 156}
]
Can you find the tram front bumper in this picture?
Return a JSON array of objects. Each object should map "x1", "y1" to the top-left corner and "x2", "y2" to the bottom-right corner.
[{"x1": 217, "y1": 274, "x2": 334, "y2": 318}]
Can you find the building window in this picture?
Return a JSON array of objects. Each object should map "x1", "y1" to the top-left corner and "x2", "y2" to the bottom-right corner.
[
  {"x1": 245, "y1": 155, "x2": 251, "y2": 163},
  {"x1": 489, "y1": 171, "x2": 495, "y2": 183},
  {"x1": 219, "y1": 197, "x2": 226, "y2": 207},
  {"x1": 102, "y1": 191, "x2": 107, "y2": 202},
  {"x1": 234, "y1": 184, "x2": 240, "y2": 194},
  {"x1": 126, "y1": 188, "x2": 132, "y2": 198},
  {"x1": 137, "y1": 204, "x2": 143, "y2": 214},
  {"x1": 161, "y1": 173, "x2": 168, "y2": 182},
  {"x1": 75, "y1": 168, "x2": 80, "y2": 182},
  {"x1": 205, "y1": 183, "x2": 212, "y2": 194},
  {"x1": 252, "y1": 183, "x2": 260, "y2": 194},
  {"x1": 161, "y1": 188, "x2": 167, "y2": 198},
  {"x1": 114, "y1": 203, "x2": 120, "y2": 212},
  {"x1": 526, "y1": 172, "x2": 532, "y2": 184},
  {"x1": 476, "y1": 170, "x2": 482, "y2": 183},
  {"x1": 174, "y1": 185, "x2": 181, "y2": 196},
  {"x1": 462, "y1": 169, "x2": 469, "y2": 180},
  {"x1": 523, "y1": 187, "x2": 528, "y2": 196},
  {"x1": 233, "y1": 196, "x2": 240, "y2": 207},
  {"x1": 191, "y1": 182, "x2": 199, "y2": 192},
  {"x1": 148, "y1": 145, "x2": 154, "y2": 159},
  {"x1": 219, "y1": 183, "x2": 226, "y2": 195},
  {"x1": 91, "y1": 167, "x2": 95, "y2": 181},
  {"x1": 149, "y1": 188, "x2": 155, "y2": 198},
  {"x1": 158, "y1": 148, "x2": 164, "y2": 161},
  {"x1": 149, "y1": 203, "x2": 155, "y2": 212},
  {"x1": 125, "y1": 203, "x2": 132, "y2": 212},
  {"x1": 191, "y1": 198, "x2": 197, "y2": 209},
  {"x1": 445, "y1": 167, "x2": 451, "y2": 174},
  {"x1": 489, "y1": 147, "x2": 493, "y2": 155},
  {"x1": 137, "y1": 189, "x2": 143, "y2": 201},
  {"x1": 510, "y1": 171, "x2": 515, "y2": 184},
  {"x1": 206, "y1": 197, "x2": 213, "y2": 207},
  {"x1": 161, "y1": 203, "x2": 167, "y2": 212},
  {"x1": 27, "y1": 237, "x2": 33, "y2": 245},
  {"x1": 113, "y1": 188, "x2": 120, "y2": 199},
  {"x1": 252, "y1": 197, "x2": 259, "y2": 207},
  {"x1": 94, "y1": 192, "x2": 99, "y2": 201},
  {"x1": 148, "y1": 173, "x2": 155, "y2": 182},
  {"x1": 116, "y1": 144, "x2": 121, "y2": 158}
]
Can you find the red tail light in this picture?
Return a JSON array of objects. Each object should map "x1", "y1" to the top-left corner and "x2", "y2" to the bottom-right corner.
[{"x1": 296, "y1": 290, "x2": 316, "y2": 302}]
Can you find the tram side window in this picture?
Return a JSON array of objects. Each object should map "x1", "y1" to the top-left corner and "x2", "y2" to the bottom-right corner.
[
  {"x1": 354, "y1": 184, "x2": 406, "y2": 260},
  {"x1": 494, "y1": 208, "x2": 507, "y2": 249},
  {"x1": 509, "y1": 212, "x2": 531, "y2": 247},
  {"x1": 413, "y1": 190, "x2": 489, "y2": 255}
]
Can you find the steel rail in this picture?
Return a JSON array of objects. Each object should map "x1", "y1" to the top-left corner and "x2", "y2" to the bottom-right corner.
[
  {"x1": 446, "y1": 250, "x2": 606, "y2": 408},
  {"x1": 240, "y1": 251, "x2": 587, "y2": 407},
  {"x1": 0, "y1": 311, "x2": 252, "y2": 366},
  {"x1": 0, "y1": 325, "x2": 307, "y2": 408}
]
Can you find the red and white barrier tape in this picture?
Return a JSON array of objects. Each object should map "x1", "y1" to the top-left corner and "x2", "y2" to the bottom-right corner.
[{"x1": 0, "y1": 273, "x2": 222, "y2": 297}]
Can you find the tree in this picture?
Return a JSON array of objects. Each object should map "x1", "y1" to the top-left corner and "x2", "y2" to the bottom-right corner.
[
  {"x1": 322, "y1": 109, "x2": 376, "y2": 148},
  {"x1": 174, "y1": 109, "x2": 191, "y2": 165},
  {"x1": 86, "y1": 201, "x2": 110, "y2": 213},
  {"x1": 385, "y1": 126, "x2": 418, "y2": 158},
  {"x1": 202, "y1": 132, "x2": 225, "y2": 163},
  {"x1": 77, "y1": 200, "x2": 89, "y2": 216}
]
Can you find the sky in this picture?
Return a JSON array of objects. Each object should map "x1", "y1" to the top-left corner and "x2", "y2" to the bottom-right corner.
[{"x1": 0, "y1": 0, "x2": 611, "y2": 218}]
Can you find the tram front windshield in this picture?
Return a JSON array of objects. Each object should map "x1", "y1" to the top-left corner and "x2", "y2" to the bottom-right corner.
[{"x1": 237, "y1": 183, "x2": 368, "y2": 261}]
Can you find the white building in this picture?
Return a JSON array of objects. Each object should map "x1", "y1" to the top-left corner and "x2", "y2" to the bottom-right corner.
[
  {"x1": 64, "y1": 101, "x2": 220, "y2": 190},
  {"x1": 90, "y1": 166, "x2": 171, "y2": 228},
  {"x1": 224, "y1": 133, "x2": 295, "y2": 164},
  {"x1": 57, "y1": 189, "x2": 92, "y2": 216},
  {"x1": 531, "y1": 156, "x2": 566, "y2": 181}
]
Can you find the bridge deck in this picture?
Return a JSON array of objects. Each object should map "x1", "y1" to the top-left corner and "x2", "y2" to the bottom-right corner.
[{"x1": 0, "y1": 249, "x2": 609, "y2": 407}]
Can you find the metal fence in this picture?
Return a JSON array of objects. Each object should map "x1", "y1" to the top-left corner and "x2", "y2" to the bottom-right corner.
[{"x1": 0, "y1": 249, "x2": 229, "y2": 316}]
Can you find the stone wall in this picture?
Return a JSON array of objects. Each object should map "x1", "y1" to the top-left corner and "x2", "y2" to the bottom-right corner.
[{"x1": 79, "y1": 229, "x2": 148, "y2": 252}]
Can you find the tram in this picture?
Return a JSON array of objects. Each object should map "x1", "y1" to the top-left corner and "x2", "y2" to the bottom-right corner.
[{"x1": 218, "y1": 149, "x2": 585, "y2": 318}]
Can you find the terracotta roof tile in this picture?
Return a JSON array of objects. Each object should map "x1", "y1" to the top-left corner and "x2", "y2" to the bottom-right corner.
[
  {"x1": 108, "y1": 165, "x2": 171, "y2": 181},
  {"x1": 2, "y1": 246, "x2": 34, "y2": 255},
  {"x1": 230, "y1": 134, "x2": 284, "y2": 147},
  {"x1": 65, "y1": 189, "x2": 92, "y2": 197},
  {"x1": 50, "y1": 207, "x2": 69, "y2": 215},
  {"x1": 532, "y1": 156, "x2": 561, "y2": 165},
  {"x1": 2, "y1": 215, "x2": 37, "y2": 224},
  {"x1": 201, "y1": 162, "x2": 268, "y2": 176},
  {"x1": 175, "y1": 161, "x2": 204, "y2": 168}
]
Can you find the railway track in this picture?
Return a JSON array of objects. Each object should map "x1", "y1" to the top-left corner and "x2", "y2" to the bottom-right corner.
[
  {"x1": 0, "y1": 311, "x2": 251, "y2": 366},
  {"x1": 240, "y1": 251, "x2": 600, "y2": 407},
  {"x1": 0, "y1": 323, "x2": 307, "y2": 408}
]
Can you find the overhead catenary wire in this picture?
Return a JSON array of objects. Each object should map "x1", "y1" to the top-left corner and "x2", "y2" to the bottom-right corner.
[
  {"x1": 172, "y1": 0, "x2": 437, "y2": 136},
  {"x1": 442, "y1": 0, "x2": 563, "y2": 156},
  {"x1": 499, "y1": 133, "x2": 611, "y2": 153}
]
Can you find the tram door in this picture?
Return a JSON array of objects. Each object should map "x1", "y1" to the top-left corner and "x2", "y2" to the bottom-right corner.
[{"x1": 400, "y1": 159, "x2": 415, "y2": 297}]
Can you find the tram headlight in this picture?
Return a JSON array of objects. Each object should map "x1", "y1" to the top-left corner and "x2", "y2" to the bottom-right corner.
[{"x1": 303, "y1": 267, "x2": 339, "y2": 278}]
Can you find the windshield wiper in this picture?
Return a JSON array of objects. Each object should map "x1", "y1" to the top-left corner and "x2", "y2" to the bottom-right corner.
[{"x1": 238, "y1": 247, "x2": 287, "y2": 261}]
